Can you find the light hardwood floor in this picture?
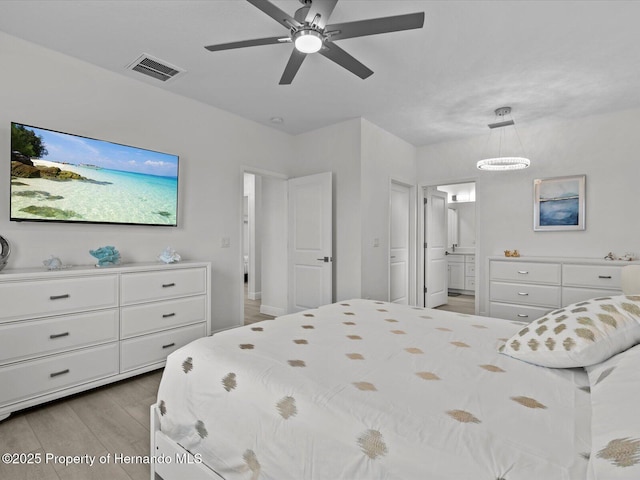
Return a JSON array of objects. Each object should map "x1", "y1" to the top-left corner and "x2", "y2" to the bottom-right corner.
[
  {"x1": 0, "y1": 369, "x2": 162, "y2": 480},
  {"x1": 244, "y1": 282, "x2": 275, "y2": 325},
  {"x1": 435, "y1": 294, "x2": 476, "y2": 315}
]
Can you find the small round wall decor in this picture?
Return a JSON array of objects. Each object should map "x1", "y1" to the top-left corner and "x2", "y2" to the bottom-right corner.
[{"x1": 0, "y1": 235, "x2": 10, "y2": 272}]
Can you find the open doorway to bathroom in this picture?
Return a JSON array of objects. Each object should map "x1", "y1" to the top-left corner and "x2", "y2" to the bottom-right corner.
[{"x1": 424, "y1": 181, "x2": 477, "y2": 315}]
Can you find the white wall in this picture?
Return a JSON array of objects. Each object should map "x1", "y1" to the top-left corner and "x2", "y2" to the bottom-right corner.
[
  {"x1": 291, "y1": 119, "x2": 363, "y2": 301},
  {"x1": 0, "y1": 32, "x2": 294, "y2": 332},
  {"x1": 290, "y1": 118, "x2": 418, "y2": 303},
  {"x1": 417, "y1": 107, "x2": 640, "y2": 314},
  {"x1": 450, "y1": 202, "x2": 475, "y2": 249},
  {"x1": 360, "y1": 119, "x2": 416, "y2": 301},
  {"x1": 259, "y1": 175, "x2": 287, "y2": 316}
]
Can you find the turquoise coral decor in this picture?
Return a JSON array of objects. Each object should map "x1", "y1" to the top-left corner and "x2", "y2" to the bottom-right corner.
[{"x1": 90, "y1": 245, "x2": 121, "y2": 267}]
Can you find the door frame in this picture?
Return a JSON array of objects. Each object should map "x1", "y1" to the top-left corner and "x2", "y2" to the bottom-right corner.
[
  {"x1": 417, "y1": 178, "x2": 480, "y2": 313},
  {"x1": 388, "y1": 178, "x2": 417, "y2": 305},
  {"x1": 240, "y1": 166, "x2": 288, "y2": 326}
]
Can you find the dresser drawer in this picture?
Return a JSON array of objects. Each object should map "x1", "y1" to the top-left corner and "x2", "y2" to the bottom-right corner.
[
  {"x1": 121, "y1": 296, "x2": 207, "y2": 339},
  {"x1": 490, "y1": 302, "x2": 553, "y2": 323},
  {"x1": 120, "y1": 323, "x2": 205, "y2": 372},
  {"x1": 0, "y1": 309, "x2": 119, "y2": 365},
  {"x1": 121, "y1": 268, "x2": 206, "y2": 304},
  {"x1": 562, "y1": 264, "x2": 622, "y2": 290},
  {"x1": 562, "y1": 287, "x2": 623, "y2": 306},
  {"x1": 490, "y1": 281, "x2": 561, "y2": 308},
  {"x1": 0, "y1": 275, "x2": 118, "y2": 323},
  {"x1": 0, "y1": 343, "x2": 118, "y2": 407},
  {"x1": 490, "y1": 261, "x2": 561, "y2": 285}
]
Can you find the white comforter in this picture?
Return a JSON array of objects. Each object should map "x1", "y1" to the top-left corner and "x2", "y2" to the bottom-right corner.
[{"x1": 157, "y1": 299, "x2": 591, "y2": 480}]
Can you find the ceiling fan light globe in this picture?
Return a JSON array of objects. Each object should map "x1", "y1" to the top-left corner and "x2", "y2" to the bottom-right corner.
[{"x1": 293, "y1": 29, "x2": 323, "y2": 53}]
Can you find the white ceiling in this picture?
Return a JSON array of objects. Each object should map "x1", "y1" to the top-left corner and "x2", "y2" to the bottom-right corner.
[{"x1": 2, "y1": 0, "x2": 640, "y2": 146}]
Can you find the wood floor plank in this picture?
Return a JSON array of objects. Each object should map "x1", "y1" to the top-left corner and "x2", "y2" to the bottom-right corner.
[
  {"x1": 103, "y1": 372, "x2": 162, "y2": 431},
  {"x1": 24, "y1": 402, "x2": 107, "y2": 472},
  {"x1": 66, "y1": 391, "x2": 152, "y2": 479},
  {"x1": 123, "y1": 438, "x2": 155, "y2": 480},
  {"x1": 244, "y1": 283, "x2": 276, "y2": 325},
  {"x1": 135, "y1": 370, "x2": 163, "y2": 395},
  {"x1": 435, "y1": 295, "x2": 475, "y2": 315},
  {"x1": 0, "y1": 413, "x2": 42, "y2": 455},
  {"x1": 55, "y1": 450, "x2": 131, "y2": 480},
  {"x1": 0, "y1": 448, "x2": 60, "y2": 480},
  {"x1": 67, "y1": 388, "x2": 149, "y2": 449},
  {"x1": 0, "y1": 371, "x2": 163, "y2": 480}
]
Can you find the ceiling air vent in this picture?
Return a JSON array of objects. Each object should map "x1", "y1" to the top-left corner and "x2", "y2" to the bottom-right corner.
[{"x1": 126, "y1": 54, "x2": 185, "y2": 82}]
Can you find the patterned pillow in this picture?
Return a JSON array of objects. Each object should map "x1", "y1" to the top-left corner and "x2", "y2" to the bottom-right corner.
[
  {"x1": 499, "y1": 295, "x2": 640, "y2": 368},
  {"x1": 586, "y1": 343, "x2": 640, "y2": 477}
]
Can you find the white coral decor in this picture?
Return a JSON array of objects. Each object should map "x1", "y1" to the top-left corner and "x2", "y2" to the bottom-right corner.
[{"x1": 158, "y1": 247, "x2": 181, "y2": 264}]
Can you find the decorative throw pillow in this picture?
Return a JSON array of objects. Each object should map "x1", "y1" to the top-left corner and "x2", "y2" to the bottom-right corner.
[{"x1": 499, "y1": 295, "x2": 640, "y2": 368}]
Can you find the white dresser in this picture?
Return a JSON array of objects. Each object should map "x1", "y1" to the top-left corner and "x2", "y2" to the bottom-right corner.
[
  {"x1": 488, "y1": 256, "x2": 638, "y2": 323},
  {"x1": 0, "y1": 261, "x2": 211, "y2": 420}
]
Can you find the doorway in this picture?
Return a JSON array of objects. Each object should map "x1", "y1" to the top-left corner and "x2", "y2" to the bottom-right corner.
[
  {"x1": 389, "y1": 181, "x2": 411, "y2": 304},
  {"x1": 241, "y1": 169, "x2": 334, "y2": 325},
  {"x1": 420, "y1": 181, "x2": 477, "y2": 315},
  {"x1": 242, "y1": 171, "x2": 287, "y2": 325}
]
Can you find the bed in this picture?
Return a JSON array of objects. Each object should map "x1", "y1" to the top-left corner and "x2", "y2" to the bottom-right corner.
[{"x1": 151, "y1": 293, "x2": 640, "y2": 480}]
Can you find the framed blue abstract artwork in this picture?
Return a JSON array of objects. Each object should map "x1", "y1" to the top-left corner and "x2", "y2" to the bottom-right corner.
[{"x1": 533, "y1": 175, "x2": 586, "y2": 231}]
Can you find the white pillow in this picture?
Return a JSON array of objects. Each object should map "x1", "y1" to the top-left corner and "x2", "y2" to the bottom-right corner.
[
  {"x1": 586, "y1": 343, "x2": 640, "y2": 477},
  {"x1": 499, "y1": 295, "x2": 640, "y2": 368}
]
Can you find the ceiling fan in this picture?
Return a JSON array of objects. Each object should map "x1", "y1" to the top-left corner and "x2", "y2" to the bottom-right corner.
[{"x1": 204, "y1": 0, "x2": 425, "y2": 84}]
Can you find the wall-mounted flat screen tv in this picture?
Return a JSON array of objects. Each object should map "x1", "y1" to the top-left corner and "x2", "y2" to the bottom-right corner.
[{"x1": 10, "y1": 122, "x2": 178, "y2": 226}]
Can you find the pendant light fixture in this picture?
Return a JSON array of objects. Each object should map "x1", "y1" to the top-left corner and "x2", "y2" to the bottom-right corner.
[{"x1": 477, "y1": 106, "x2": 530, "y2": 171}]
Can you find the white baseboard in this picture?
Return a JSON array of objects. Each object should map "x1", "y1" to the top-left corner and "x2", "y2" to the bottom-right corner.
[
  {"x1": 248, "y1": 291, "x2": 261, "y2": 300},
  {"x1": 260, "y1": 304, "x2": 286, "y2": 317}
]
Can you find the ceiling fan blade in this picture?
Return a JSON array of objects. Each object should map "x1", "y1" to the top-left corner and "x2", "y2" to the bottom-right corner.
[
  {"x1": 305, "y1": 0, "x2": 338, "y2": 29},
  {"x1": 205, "y1": 36, "x2": 290, "y2": 52},
  {"x1": 246, "y1": 0, "x2": 302, "y2": 30},
  {"x1": 319, "y1": 42, "x2": 373, "y2": 79},
  {"x1": 326, "y1": 12, "x2": 425, "y2": 41},
  {"x1": 279, "y1": 49, "x2": 307, "y2": 85}
]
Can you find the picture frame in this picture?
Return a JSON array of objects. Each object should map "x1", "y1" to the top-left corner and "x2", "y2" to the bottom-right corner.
[{"x1": 533, "y1": 175, "x2": 586, "y2": 231}]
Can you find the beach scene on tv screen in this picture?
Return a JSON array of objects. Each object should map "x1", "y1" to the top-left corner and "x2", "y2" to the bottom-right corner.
[{"x1": 10, "y1": 123, "x2": 178, "y2": 225}]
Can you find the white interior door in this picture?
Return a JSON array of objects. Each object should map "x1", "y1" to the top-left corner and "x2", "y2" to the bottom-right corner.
[
  {"x1": 425, "y1": 188, "x2": 448, "y2": 308},
  {"x1": 288, "y1": 172, "x2": 333, "y2": 312},
  {"x1": 390, "y1": 182, "x2": 410, "y2": 304}
]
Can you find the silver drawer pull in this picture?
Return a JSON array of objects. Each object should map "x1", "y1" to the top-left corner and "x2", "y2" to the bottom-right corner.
[
  {"x1": 50, "y1": 369, "x2": 70, "y2": 378},
  {"x1": 162, "y1": 283, "x2": 175, "y2": 288},
  {"x1": 49, "y1": 332, "x2": 70, "y2": 339},
  {"x1": 598, "y1": 275, "x2": 612, "y2": 279},
  {"x1": 517, "y1": 271, "x2": 529, "y2": 274},
  {"x1": 162, "y1": 313, "x2": 176, "y2": 318},
  {"x1": 162, "y1": 342, "x2": 176, "y2": 349},
  {"x1": 517, "y1": 314, "x2": 529, "y2": 318},
  {"x1": 49, "y1": 294, "x2": 70, "y2": 300},
  {"x1": 518, "y1": 292, "x2": 529, "y2": 296}
]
